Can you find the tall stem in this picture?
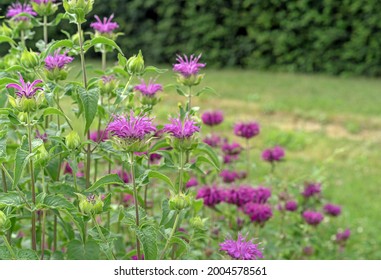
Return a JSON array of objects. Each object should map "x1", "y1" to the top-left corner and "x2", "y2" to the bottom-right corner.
[
  {"x1": 41, "y1": 172, "x2": 47, "y2": 259},
  {"x1": 27, "y1": 115, "x2": 37, "y2": 251},
  {"x1": 130, "y1": 153, "x2": 141, "y2": 260},
  {"x1": 20, "y1": 30, "x2": 25, "y2": 47},
  {"x1": 91, "y1": 215, "x2": 115, "y2": 260},
  {"x1": 43, "y1": 16, "x2": 48, "y2": 45},
  {"x1": 101, "y1": 46, "x2": 107, "y2": 72},
  {"x1": 1, "y1": 168, "x2": 7, "y2": 193},
  {"x1": 187, "y1": 86, "x2": 192, "y2": 113},
  {"x1": 246, "y1": 138, "x2": 250, "y2": 178},
  {"x1": 160, "y1": 211, "x2": 180, "y2": 259},
  {"x1": 2, "y1": 236, "x2": 16, "y2": 260}
]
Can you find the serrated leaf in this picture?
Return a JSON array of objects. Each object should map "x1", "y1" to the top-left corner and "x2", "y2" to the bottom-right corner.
[
  {"x1": 67, "y1": 239, "x2": 100, "y2": 260},
  {"x1": 86, "y1": 174, "x2": 124, "y2": 192},
  {"x1": 13, "y1": 137, "x2": 33, "y2": 188},
  {"x1": 79, "y1": 87, "x2": 99, "y2": 134},
  {"x1": 16, "y1": 249, "x2": 38, "y2": 260},
  {"x1": 40, "y1": 194, "x2": 75, "y2": 210},
  {"x1": 194, "y1": 143, "x2": 221, "y2": 171},
  {"x1": 136, "y1": 225, "x2": 158, "y2": 260},
  {"x1": 195, "y1": 155, "x2": 219, "y2": 170},
  {"x1": 0, "y1": 192, "x2": 24, "y2": 208},
  {"x1": 147, "y1": 170, "x2": 175, "y2": 192}
]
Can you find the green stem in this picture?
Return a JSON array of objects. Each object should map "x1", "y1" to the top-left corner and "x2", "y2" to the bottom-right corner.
[
  {"x1": 43, "y1": 16, "x2": 48, "y2": 45},
  {"x1": 2, "y1": 235, "x2": 16, "y2": 260},
  {"x1": 27, "y1": 114, "x2": 37, "y2": 251},
  {"x1": 246, "y1": 138, "x2": 250, "y2": 178},
  {"x1": 91, "y1": 215, "x2": 116, "y2": 260},
  {"x1": 160, "y1": 211, "x2": 180, "y2": 259},
  {"x1": 101, "y1": 46, "x2": 107, "y2": 72},
  {"x1": 130, "y1": 153, "x2": 141, "y2": 260},
  {"x1": 179, "y1": 151, "x2": 184, "y2": 194},
  {"x1": 187, "y1": 86, "x2": 192, "y2": 113},
  {"x1": 1, "y1": 168, "x2": 7, "y2": 193},
  {"x1": 41, "y1": 171, "x2": 47, "y2": 260},
  {"x1": 106, "y1": 155, "x2": 112, "y2": 229},
  {"x1": 20, "y1": 30, "x2": 25, "y2": 47}
]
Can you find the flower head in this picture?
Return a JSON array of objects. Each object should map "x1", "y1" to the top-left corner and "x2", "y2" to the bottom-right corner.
[
  {"x1": 220, "y1": 169, "x2": 239, "y2": 184},
  {"x1": 90, "y1": 14, "x2": 119, "y2": 34},
  {"x1": 336, "y1": 228, "x2": 351, "y2": 243},
  {"x1": 220, "y1": 233, "x2": 263, "y2": 260},
  {"x1": 173, "y1": 54, "x2": 205, "y2": 77},
  {"x1": 134, "y1": 79, "x2": 162, "y2": 97},
  {"x1": 243, "y1": 203, "x2": 273, "y2": 224},
  {"x1": 302, "y1": 182, "x2": 321, "y2": 198},
  {"x1": 112, "y1": 169, "x2": 129, "y2": 184},
  {"x1": 262, "y1": 146, "x2": 285, "y2": 162},
  {"x1": 323, "y1": 203, "x2": 341, "y2": 217},
  {"x1": 89, "y1": 130, "x2": 108, "y2": 142},
  {"x1": 186, "y1": 177, "x2": 198, "y2": 188},
  {"x1": 196, "y1": 186, "x2": 223, "y2": 207},
  {"x1": 36, "y1": 130, "x2": 48, "y2": 142},
  {"x1": 234, "y1": 122, "x2": 260, "y2": 139},
  {"x1": 222, "y1": 141, "x2": 242, "y2": 155},
  {"x1": 63, "y1": 162, "x2": 84, "y2": 177},
  {"x1": 203, "y1": 134, "x2": 221, "y2": 147},
  {"x1": 6, "y1": 2, "x2": 37, "y2": 21},
  {"x1": 302, "y1": 211, "x2": 324, "y2": 226},
  {"x1": 201, "y1": 111, "x2": 224, "y2": 126},
  {"x1": 107, "y1": 111, "x2": 156, "y2": 140},
  {"x1": 45, "y1": 49, "x2": 74, "y2": 71},
  {"x1": 6, "y1": 73, "x2": 43, "y2": 99},
  {"x1": 164, "y1": 117, "x2": 200, "y2": 139},
  {"x1": 285, "y1": 200, "x2": 298, "y2": 212}
]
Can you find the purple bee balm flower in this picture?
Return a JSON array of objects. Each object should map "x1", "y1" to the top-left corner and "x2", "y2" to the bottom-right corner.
[
  {"x1": 134, "y1": 79, "x2": 163, "y2": 97},
  {"x1": 63, "y1": 162, "x2": 84, "y2": 177},
  {"x1": 220, "y1": 169, "x2": 239, "y2": 183},
  {"x1": 107, "y1": 111, "x2": 156, "y2": 140},
  {"x1": 201, "y1": 110, "x2": 224, "y2": 126},
  {"x1": 262, "y1": 146, "x2": 285, "y2": 162},
  {"x1": 6, "y1": 73, "x2": 43, "y2": 99},
  {"x1": 186, "y1": 177, "x2": 198, "y2": 188},
  {"x1": 302, "y1": 211, "x2": 324, "y2": 226},
  {"x1": 163, "y1": 117, "x2": 200, "y2": 139},
  {"x1": 234, "y1": 122, "x2": 260, "y2": 139},
  {"x1": 122, "y1": 194, "x2": 133, "y2": 207},
  {"x1": 223, "y1": 154, "x2": 239, "y2": 164},
  {"x1": 203, "y1": 134, "x2": 221, "y2": 147},
  {"x1": 149, "y1": 153, "x2": 162, "y2": 164},
  {"x1": 220, "y1": 233, "x2": 263, "y2": 260},
  {"x1": 6, "y1": 2, "x2": 37, "y2": 21},
  {"x1": 252, "y1": 186, "x2": 272, "y2": 204},
  {"x1": 302, "y1": 182, "x2": 321, "y2": 198},
  {"x1": 45, "y1": 49, "x2": 74, "y2": 71},
  {"x1": 336, "y1": 228, "x2": 351, "y2": 243},
  {"x1": 111, "y1": 169, "x2": 129, "y2": 184},
  {"x1": 90, "y1": 14, "x2": 119, "y2": 34},
  {"x1": 36, "y1": 130, "x2": 48, "y2": 142},
  {"x1": 173, "y1": 54, "x2": 206, "y2": 77},
  {"x1": 196, "y1": 186, "x2": 223, "y2": 207},
  {"x1": 89, "y1": 130, "x2": 108, "y2": 142},
  {"x1": 222, "y1": 141, "x2": 242, "y2": 155},
  {"x1": 285, "y1": 200, "x2": 298, "y2": 212},
  {"x1": 243, "y1": 203, "x2": 273, "y2": 225},
  {"x1": 323, "y1": 203, "x2": 342, "y2": 217}
]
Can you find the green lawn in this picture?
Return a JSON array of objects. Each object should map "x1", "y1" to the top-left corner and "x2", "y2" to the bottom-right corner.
[{"x1": 73, "y1": 61, "x2": 381, "y2": 259}]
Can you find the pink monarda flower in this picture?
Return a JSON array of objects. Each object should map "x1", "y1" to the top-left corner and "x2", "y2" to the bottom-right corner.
[
  {"x1": 134, "y1": 79, "x2": 163, "y2": 97},
  {"x1": 45, "y1": 49, "x2": 74, "y2": 71},
  {"x1": 6, "y1": 73, "x2": 43, "y2": 99},
  {"x1": 302, "y1": 182, "x2": 321, "y2": 198},
  {"x1": 220, "y1": 233, "x2": 263, "y2": 260},
  {"x1": 173, "y1": 54, "x2": 206, "y2": 77},
  {"x1": 196, "y1": 186, "x2": 223, "y2": 207},
  {"x1": 262, "y1": 146, "x2": 285, "y2": 162},
  {"x1": 89, "y1": 130, "x2": 108, "y2": 142},
  {"x1": 163, "y1": 117, "x2": 200, "y2": 139},
  {"x1": 285, "y1": 200, "x2": 298, "y2": 212},
  {"x1": 203, "y1": 134, "x2": 221, "y2": 147},
  {"x1": 186, "y1": 177, "x2": 198, "y2": 188},
  {"x1": 90, "y1": 14, "x2": 119, "y2": 34},
  {"x1": 222, "y1": 141, "x2": 242, "y2": 155},
  {"x1": 63, "y1": 162, "x2": 84, "y2": 177},
  {"x1": 302, "y1": 211, "x2": 324, "y2": 226},
  {"x1": 336, "y1": 228, "x2": 351, "y2": 243},
  {"x1": 220, "y1": 169, "x2": 239, "y2": 184},
  {"x1": 6, "y1": 2, "x2": 37, "y2": 21},
  {"x1": 234, "y1": 122, "x2": 260, "y2": 139},
  {"x1": 243, "y1": 203, "x2": 273, "y2": 225},
  {"x1": 201, "y1": 110, "x2": 224, "y2": 126},
  {"x1": 323, "y1": 203, "x2": 342, "y2": 217},
  {"x1": 107, "y1": 112, "x2": 156, "y2": 140}
]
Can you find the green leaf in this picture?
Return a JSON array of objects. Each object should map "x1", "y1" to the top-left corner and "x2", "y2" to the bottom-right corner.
[
  {"x1": 85, "y1": 36, "x2": 124, "y2": 55},
  {"x1": 0, "y1": 246, "x2": 12, "y2": 260},
  {"x1": 118, "y1": 53, "x2": 127, "y2": 68},
  {"x1": 0, "y1": 77, "x2": 19, "y2": 87},
  {"x1": 79, "y1": 87, "x2": 99, "y2": 134},
  {"x1": 42, "y1": 107, "x2": 67, "y2": 118},
  {"x1": 67, "y1": 239, "x2": 100, "y2": 260},
  {"x1": 42, "y1": 39, "x2": 74, "y2": 59},
  {"x1": 150, "y1": 138, "x2": 170, "y2": 153},
  {"x1": 147, "y1": 170, "x2": 175, "y2": 192},
  {"x1": 195, "y1": 86, "x2": 217, "y2": 97},
  {"x1": 143, "y1": 66, "x2": 168, "y2": 74},
  {"x1": 195, "y1": 155, "x2": 219, "y2": 170},
  {"x1": 87, "y1": 174, "x2": 124, "y2": 192},
  {"x1": 0, "y1": 192, "x2": 24, "y2": 208},
  {"x1": 194, "y1": 143, "x2": 221, "y2": 171},
  {"x1": 136, "y1": 225, "x2": 158, "y2": 260},
  {"x1": 16, "y1": 249, "x2": 38, "y2": 260},
  {"x1": 13, "y1": 137, "x2": 33, "y2": 188},
  {"x1": 39, "y1": 194, "x2": 75, "y2": 210},
  {"x1": 0, "y1": 35, "x2": 16, "y2": 46}
]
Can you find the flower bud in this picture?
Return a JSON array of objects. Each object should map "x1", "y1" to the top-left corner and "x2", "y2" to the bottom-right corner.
[
  {"x1": 63, "y1": 0, "x2": 94, "y2": 23},
  {"x1": 31, "y1": 1, "x2": 59, "y2": 17},
  {"x1": 45, "y1": 68, "x2": 68, "y2": 82},
  {"x1": 141, "y1": 95, "x2": 160, "y2": 107},
  {"x1": 66, "y1": 131, "x2": 81, "y2": 150},
  {"x1": 99, "y1": 75, "x2": 118, "y2": 96},
  {"x1": 170, "y1": 137, "x2": 199, "y2": 152},
  {"x1": 20, "y1": 49, "x2": 40, "y2": 69},
  {"x1": 20, "y1": 96, "x2": 37, "y2": 112},
  {"x1": 176, "y1": 74, "x2": 204, "y2": 87},
  {"x1": 169, "y1": 194, "x2": 191, "y2": 211},
  {"x1": 190, "y1": 216, "x2": 206, "y2": 230},
  {"x1": 0, "y1": 210, "x2": 7, "y2": 229},
  {"x1": 78, "y1": 194, "x2": 104, "y2": 215},
  {"x1": 126, "y1": 50, "x2": 145, "y2": 76},
  {"x1": 35, "y1": 145, "x2": 49, "y2": 166}
]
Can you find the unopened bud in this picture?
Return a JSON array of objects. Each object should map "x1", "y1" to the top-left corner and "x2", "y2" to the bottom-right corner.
[
  {"x1": 66, "y1": 131, "x2": 81, "y2": 150},
  {"x1": 190, "y1": 216, "x2": 206, "y2": 229},
  {"x1": 78, "y1": 194, "x2": 104, "y2": 215},
  {"x1": 169, "y1": 194, "x2": 191, "y2": 211},
  {"x1": 21, "y1": 49, "x2": 40, "y2": 69},
  {"x1": 177, "y1": 74, "x2": 204, "y2": 87},
  {"x1": 126, "y1": 50, "x2": 144, "y2": 76},
  {"x1": 63, "y1": 0, "x2": 94, "y2": 23},
  {"x1": 20, "y1": 96, "x2": 37, "y2": 112}
]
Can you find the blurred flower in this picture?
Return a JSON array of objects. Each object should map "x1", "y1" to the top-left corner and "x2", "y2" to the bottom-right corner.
[
  {"x1": 31, "y1": 0, "x2": 56, "y2": 3},
  {"x1": 201, "y1": 111, "x2": 224, "y2": 126},
  {"x1": 45, "y1": 49, "x2": 74, "y2": 70},
  {"x1": 302, "y1": 182, "x2": 321, "y2": 198},
  {"x1": 234, "y1": 122, "x2": 260, "y2": 139},
  {"x1": 134, "y1": 78, "x2": 162, "y2": 97},
  {"x1": 90, "y1": 14, "x2": 119, "y2": 34},
  {"x1": 131, "y1": 254, "x2": 144, "y2": 260},
  {"x1": 63, "y1": 162, "x2": 84, "y2": 177},
  {"x1": 220, "y1": 233, "x2": 263, "y2": 260},
  {"x1": 222, "y1": 141, "x2": 242, "y2": 155},
  {"x1": 323, "y1": 203, "x2": 341, "y2": 217},
  {"x1": 285, "y1": 200, "x2": 298, "y2": 212},
  {"x1": 336, "y1": 228, "x2": 351, "y2": 243},
  {"x1": 302, "y1": 211, "x2": 324, "y2": 226},
  {"x1": 6, "y1": 2, "x2": 37, "y2": 21},
  {"x1": 196, "y1": 186, "x2": 223, "y2": 207},
  {"x1": 164, "y1": 117, "x2": 200, "y2": 139},
  {"x1": 149, "y1": 153, "x2": 162, "y2": 164},
  {"x1": 122, "y1": 194, "x2": 133, "y2": 207},
  {"x1": 203, "y1": 134, "x2": 221, "y2": 147},
  {"x1": 226, "y1": 186, "x2": 271, "y2": 206},
  {"x1": 303, "y1": 246, "x2": 314, "y2": 256},
  {"x1": 186, "y1": 177, "x2": 198, "y2": 188},
  {"x1": 111, "y1": 169, "x2": 129, "y2": 184},
  {"x1": 173, "y1": 54, "x2": 205, "y2": 77},
  {"x1": 243, "y1": 203, "x2": 273, "y2": 225},
  {"x1": 107, "y1": 112, "x2": 156, "y2": 140},
  {"x1": 6, "y1": 73, "x2": 42, "y2": 99},
  {"x1": 223, "y1": 154, "x2": 239, "y2": 164},
  {"x1": 36, "y1": 130, "x2": 48, "y2": 142},
  {"x1": 220, "y1": 169, "x2": 239, "y2": 183},
  {"x1": 262, "y1": 146, "x2": 285, "y2": 162},
  {"x1": 89, "y1": 130, "x2": 108, "y2": 142}
]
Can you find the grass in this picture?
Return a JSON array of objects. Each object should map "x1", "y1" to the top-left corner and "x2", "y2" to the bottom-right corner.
[{"x1": 70, "y1": 61, "x2": 381, "y2": 259}]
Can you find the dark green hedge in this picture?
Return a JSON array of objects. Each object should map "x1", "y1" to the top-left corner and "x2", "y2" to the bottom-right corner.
[{"x1": 2, "y1": 0, "x2": 381, "y2": 76}]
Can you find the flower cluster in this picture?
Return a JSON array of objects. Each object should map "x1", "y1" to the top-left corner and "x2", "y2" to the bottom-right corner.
[
  {"x1": 6, "y1": 73, "x2": 42, "y2": 99},
  {"x1": 201, "y1": 111, "x2": 224, "y2": 127},
  {"x1": 220, "y1": 234, "x2": 263, "y2": 260},
  {"x1": 234, "y1": 122, "x2": 260, "y2": 139},
  {"x1": 6, "y1": 3, "x2": 37, "y2": 21},
  {"x1": 45, "y1": 49, "x2": 74, "y2": 71},
  {"x1": 302, "y1": 211, "x2": 324, "y2": 226},
  {"x1": 164, "y1": 117, "x2": 200, "y2": 139},
  {"x1": 173, "y1": 54, "x2": 205, "y2": 77},
  {"x1": 90, "y1": 14, "x2": 119, "y2": 34},
  {"x1": 262, "y1": 146, "x2": 285, "y2": 163},
  {"x1": 302, "y1": 182, "x2": 321, "y2": 198},
  {"x1": 134, "y1": 79, "x2": 162, "y2": 97}
]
